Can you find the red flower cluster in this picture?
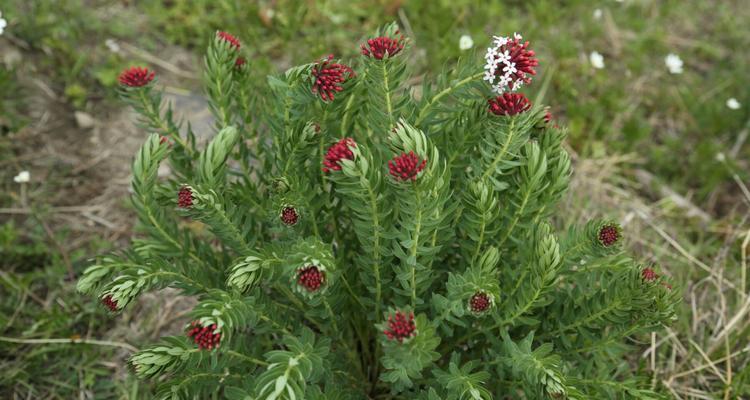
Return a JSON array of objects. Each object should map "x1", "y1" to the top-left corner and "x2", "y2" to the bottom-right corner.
[
  {"x1": 296, "y1": 265, "x2": 325, "y2": 292},
  {"x1": 187, "y1": 321, "x2": 222, "y2": 350},
  {"x1": 177, "y1": 186, "x2": 194, "y2": 209},
  {"x1": 388, "y1": 151, "x2": 427, "y2": 182},
  {"x1": 235, "y1": 56, "x2": 247, "y2": 69},
  {"x1": 491, "y1": 37, "x2": 538, "y2": 88},
  {"x1": 118, "y1": 67, "x2": 155, "y2": 88},
  {"x1": 469, "y1": 292, "x2": 491, "y2": 313},
  {"x1": 641, "y1": 267, "x2": 658, "y2": 282},
  {"x1": 217, "y1": 31, "x2": 241, "y2": 50},
  {"x1": 361, "y1": 32, "x2": 406, "y2": 60},
  {"x1": 597, "y1": 223, "x2": 621, "y2": 247},
  {"x1": 322, "y1": 138, "x2": 356, "y2": 173},
  {"x1": 488, "y1": 93, "x2": 531, "y2": 116},
  {"x1": 280, "y1": 206, "x2": 299, "y2": 226},
  {"x1": 383, "y1": 310, "x2": 416, "y2": 343},
  {"x1": 641, "y1": 267, "x2": 672, "y2": 289},
  {"x1": 101, "y1": 295, "x2": 118, "y2": 312},
  {"x1": 311, "y1": 55, "x2": 354, "y2": 102}
]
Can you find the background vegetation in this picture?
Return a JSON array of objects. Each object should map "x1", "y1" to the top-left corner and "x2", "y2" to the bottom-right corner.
[{"x1": 1, "y1": 0, "x2": 748, "y2": 398}]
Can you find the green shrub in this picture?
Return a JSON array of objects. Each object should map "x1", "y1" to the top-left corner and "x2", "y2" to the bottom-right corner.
[{"x1": 79, "y1": 24, "x2": 679, "y2": 399}]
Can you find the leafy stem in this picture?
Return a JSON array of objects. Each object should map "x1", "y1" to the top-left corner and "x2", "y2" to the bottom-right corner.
[
  {"x1": 415, "y1": 71, "x2": 483, "y2": 126},
  {"x1": 481, "y1": 118, "x2": 516, "y2": 181}
]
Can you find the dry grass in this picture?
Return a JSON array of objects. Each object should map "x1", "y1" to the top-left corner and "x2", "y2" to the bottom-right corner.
[{"x1": 566, "y1": 148, "x2": 750, "y2": 398}]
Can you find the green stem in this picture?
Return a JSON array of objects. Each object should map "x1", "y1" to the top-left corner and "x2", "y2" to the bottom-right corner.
[
  {"x1": 409, "y1": 185, "x2": 423, "y2": 308},
  {"x1": 150, "y1": 271, "x2": 210, "y2": 292},
  {"x1": 340, "y1": 274, "x2": 366, "y2": 310},
  {"x1": 143, "y1": 208, "x2": 205, "y2": 268},
  {"x1": 204, "y1": 198, "x2": 251, "y2": 254},
  {"x1": 225, "y1": 350, "x2": 268, "y2": 367},
  {"x1": 213, "y1": 77, "x2": 231, "y2": 129},
  {"x1": 481, "y1": 118, "x2": 516, "y2": 181},
  {"x1": 496, "y1": 183, "x2": 532, "y2": 249},
  {"x1": 259, "y1": 314, "x2": 291, "y2": 335},
  {"x1": 568, "y1": 377, "x2": 640, "y2": 392},
  {"x1": 382, "y1": 63, "x2": 394, "y2": 128},
  {"x1": 324, "y1": 299, "x2": 365, "y2": 379},
  {"x1": 365, "y1": 182, "x2": 383, "y2": 321},
  {"x1": 499, "y1": 281, "x2": 544, "y2": 327},
  {"x1": 543, "y1": 298, "x2": 625, "y2": 340},
  {"x1": 470, "y1": 215, "x2": 487, "y2": 265},
  {"x1": 503, "y1": 269, "x2": 530, "y2": 308},
  {"x1": 415, "y1": 72, "x2": 483, "y2": 126},
  {"x1": 137, "y1": 90, "x2": 191, "y2": 153},
  {"x1": 565, "y1": 325, "x2": 641, "y2": 355},
  {"x1": 340, "y1": 91, "x2": 357, "y2": 135},
  {"x1": 0, "y1": 336, "x2": 138, "y2": 352}
]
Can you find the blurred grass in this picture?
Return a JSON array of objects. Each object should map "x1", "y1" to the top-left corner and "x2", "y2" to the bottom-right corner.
[{"x1": 0, "y1": 0, "x2": 748, "y2": 398}]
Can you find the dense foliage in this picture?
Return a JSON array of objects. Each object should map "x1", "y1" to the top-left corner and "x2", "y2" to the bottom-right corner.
[{"x1": 78, "y1": 24, "x2": 679, "y2": 399}]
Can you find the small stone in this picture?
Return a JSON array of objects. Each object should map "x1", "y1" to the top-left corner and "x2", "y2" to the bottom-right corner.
[{"x1": 74, "y1": 111, "x2": 95, "y2": 129}]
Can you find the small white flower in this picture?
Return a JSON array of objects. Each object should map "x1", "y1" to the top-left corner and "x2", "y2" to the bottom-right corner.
[
  {"x1": 513, "y1": 32, "x2": 523, "y2": 41},
  {"x1": 493, "y1": 36, "x2": 508, "y2": 47},
  {"x1": 105, "y1": 38, "x2": 120, "y2": 53},
  {"x1": 485, "y1": 47, "x2": 497, "y2": 61},
  {"x1": 503, "y1": 61, "x2": 517, "y2": 74},
  {"x1": 593, "y1": 9, "x2": 603, "y2": 19},
  {"x1": 496, "y1": 50, "x2": 511, "y2": 64},
  {"x1": 459, "y1": 35, "x2": 474, "y2": 51},
  {"x1": 13, "y1": 171, "x2": 30, "y2": 183},
  {"x1": 0, "y1": 12, "x2": 7, "y2": 36},
  {"x1": 715, "y1": 152, "x2": 726, "y2": 162},
  {"x1": 498, "y1": 75, "x2": 511, "y2": 88},
  {"x1": 726, "y1": 98, "x2": 741, "y2": 110},
  {"x1": 483, "y1": 70, "x2": 495, "y2": 82},
  {"x1": 589, "y1": 51, "x2": 605, "y2": 69},
  {"x1": 664, "y1": 53, "x2": 683, "y2": 74}
]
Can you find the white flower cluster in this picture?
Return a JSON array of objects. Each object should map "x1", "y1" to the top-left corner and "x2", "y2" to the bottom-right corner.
[{"x1": 483, "y1": 33, "x2": 524, "y2": 94}]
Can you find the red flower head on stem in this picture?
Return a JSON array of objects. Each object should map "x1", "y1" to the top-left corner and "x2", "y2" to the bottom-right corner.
[
  {"x1": 384, "y1": 310, "x2": 416, "y2": 343},
  {"x1": 311, "y1": 54, "x2": 355, "y2": 102},
  {"x1": 361, "y1": 31, "x2": 406, "y2": 60},
  {"x1": 101, "y1": 295, "x2": 119, "y2": 312},
  {"x1": 641, "y1": 267, "x2": 659, "y2": 282},
  {"x1": 177, "y1": 186, "x2": 194, "y2": 209},
  {"x1": 597, "y1": 222, "x2": 621, "y2": 248},
  {"x1": 187, "y1": 321, "x2": 222, "y2": 350},
  {"x1": 469, "y1": 291, "x2": 492, "y2": 314},
  {"x1": 322, "y1": 138, "x2": 356, "y2": 173},
  {"x1": 296, "y1": 265, "x2": 326, "y2": 292},
  {"x1": 483, "y1": 33, "x2": 539, "y2": 93},
  {"x1": 488, "y1": 93, "x2": 531, "y2": 116},
  {"x1": 217, "y1": 31, "x2": 241, "y2": 50},
  {"x1": 118, "y1": 67, "x2": 155, "y2": 88},
  {"x1": 235, "y1": 56, "x2": 247, "y2": 69},
  {"x1": 280, "y1": 205, "x2": 300, "y2": 226},
  {"x1": 389, "y1": 151, "x2": 427, "y2": 182}
]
